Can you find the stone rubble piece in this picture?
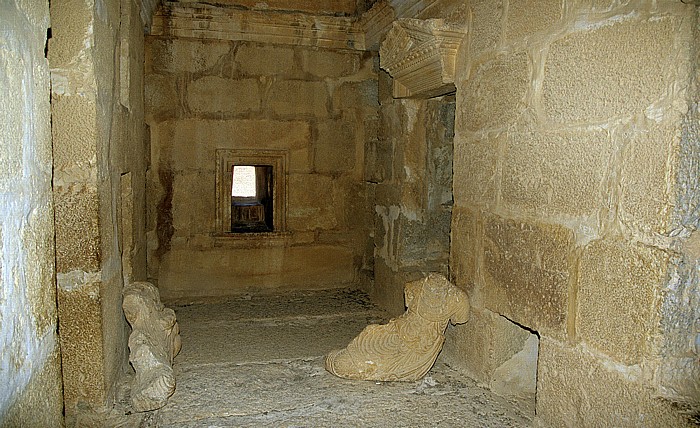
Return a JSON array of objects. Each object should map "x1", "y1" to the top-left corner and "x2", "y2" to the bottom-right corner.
[
  {"x1": 123, "y1": 281, "x2": 182, "y2": 412},
  {"x1": 325, "y1": 273, "x2": 470, "y2": 381}
]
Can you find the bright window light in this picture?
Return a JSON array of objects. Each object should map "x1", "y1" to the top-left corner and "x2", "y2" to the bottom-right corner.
[{"x1": 232, "y1": 165, "x2": 256, "y2": 197}]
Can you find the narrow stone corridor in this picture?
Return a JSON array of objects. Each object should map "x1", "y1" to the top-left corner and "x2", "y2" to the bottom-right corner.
[{"x1": 150, "y1": 289, "x2": 532, "y2": 427}]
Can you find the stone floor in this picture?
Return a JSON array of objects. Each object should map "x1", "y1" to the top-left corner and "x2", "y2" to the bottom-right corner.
[{"x1": 142, "y1": 288, "x2": 533, "y2": 427}]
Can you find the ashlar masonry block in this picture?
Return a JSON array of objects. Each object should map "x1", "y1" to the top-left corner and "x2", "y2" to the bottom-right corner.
[
  {"x1": 578, "y1": 238, "x2": 668, "y2": 365},
  {"x1": 460, "y1": 51, "x2": 529, "y2": 132},
  {"x1": 543, "y1": 16, "x2": 682, "y2": 124},
  {"x1": 537, "y1": 338, "x2": 690, "y2": 427},
  {"x1": 501, "y1": 127, "x2": 612, "y2": 217},
  {"x1": 482, "y1": 214, "x2": 574, "y2": 336},
  {"x1": 187, "y1": 76, "x2": 260, "y2": 115},
  {"x1": 268, "y1": 80, "x2": 329, "y2": 118}
]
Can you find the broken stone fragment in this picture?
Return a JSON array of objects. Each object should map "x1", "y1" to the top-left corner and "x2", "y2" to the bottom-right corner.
[
  {"x1": 123, "y1": 282, "x2": 182, "y2": 412},
  {"x1": 325, "y1": 273, "x2": 469, "y2": 381}
]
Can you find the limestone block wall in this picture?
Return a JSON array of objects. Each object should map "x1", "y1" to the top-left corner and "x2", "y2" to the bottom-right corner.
[
  {"x1": 0, "y1": 1, "x2": 64, "y2": 426},
  {"x1": 50, "y1": 0, "x2": 149, "y2": 422},
  {"x1": 370, "y1": 90, "x2": 455, "y2": 315},
  {"x1": 145, "y1": 10, "x2": 379, "y2": 300},
  {"x1": 443, "y1": 0, "x2": 700, "y2": 425}
]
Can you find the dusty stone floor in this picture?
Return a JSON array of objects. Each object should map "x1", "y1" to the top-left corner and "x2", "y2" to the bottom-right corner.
[{"x1": 142, "y1": 289, "x2": 532, "y2": 427}]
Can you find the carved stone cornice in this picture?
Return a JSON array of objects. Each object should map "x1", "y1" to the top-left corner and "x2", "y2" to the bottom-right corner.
[
  {"x1": 359, "y1": 0, "x2": 441, "y2": 51},
  {"x1": 150, "y1": 2, "x2": 365, "y2": 50},
  {"x1": 379, "y1": 18, "x2": 466, "y2": 98}
]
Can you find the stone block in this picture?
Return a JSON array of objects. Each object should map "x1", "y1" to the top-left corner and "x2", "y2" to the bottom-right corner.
[
  {"x1": 268, "y1": 80, "x2": 329, "y2": 118},
  {"x1": 450, "y1": 206, "x2": 478, "y2": 294},
  {"x1": 441, "y1": 308, "x2": 532, "y2": 386},
  {"x1": 314, "y1": 119, "x2": 356, "y2": 173},
  {"x1": 56, "y1": 272, "x2": 106, "y2": 409},
  {"x1": 536, "y1": 338, "x2": 690, "y2": 427},
  {"x1": 50, "y1": 94, "x2": 98, "y2": 172},
  {"x1": 468, "y1": 0, "x2": 504, "y2": 56},
  {"x1": 619, "y1": 123, "x2": 680, "y2": 235},
  {"x1": 504, "y1": 0, "x2": 562, "y2": 43},
  {"x1": 53, "y1": 185, "x2": 101, "y2": 272},
  {"x1": 501, "y1": 128, "x2": 611, "y2": 217},
  {"x1": 299, "y1": 48, "x2": 359, "y2": 78},
  {"x1": 364, "y1": 138, "x2": 391, "y2": 183},
  {"x1": 158, "y1": 244, "x2": 356, "y2": 300},
  {"x1": 578, "y1": 239, "x2": 668, "y2": 365},
  {"x1": 187, "y1": 76, "x2": 260, "y2": 116},
  {"x1": 460, "y1": 51, "x2": 529, "y2": 131},
  {"x1": 172, "y1": 171, "x2": 215, "y2": 236},
  {"x1": 236, "y1": 43, "x2": 297, "y2": 77},
  {"x1": 287, "y1": 174, "x2": 338, "y2": 230},
  {"x1": 166, "y1": 119, "x2": 310, "y2": 171},
  {"x1": 543, "y1": 16, "x2": 683, "y2": 124},
  {"x1": 145, "y1": 74, "x2": 179, "y2": 121},
  {"x1": 147, "y1": 38, "x2": 232, "y2": 74},
  {"x1": 452, "y1": 134, "x2": 500, "y2": 207},
  {"x1": 332, "y1": 80, "x2": 379, "y2": 113},
  {"x1": 482, "y1": 214, "x2": 574, "y2": 336}
]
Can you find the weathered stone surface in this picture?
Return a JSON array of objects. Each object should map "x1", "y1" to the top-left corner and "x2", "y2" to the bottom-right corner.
[
  {"x1": 187, "y1": 76, "x2": 260, "y2": 115},
  {"x1": 300, "y1": 48, "x2": 359, "y2": 78},
  {"x1": 332, "y1": 80, "x2": 379, "y2": 113},
  {"x1": 619, "y1": 123, "x2": 681, "y2": 235},
  {"x1": 536, "y1": 338, "x2": 690, "y2": 427},
  {"x1": 461, "y1": 51, "x2": 529, "y2": 131},
  {"x1": 123, "y1": 282, "x2": 182, "y2": 412},
  {"x1": 543, "y1": 16, "x2": 683, "y2": 124},
  {"x1": 501, "y1": 128, "x2": 612, "y2": 217},
  {"x1": 53, "y1": 185, "x2": 101, "y2": 272},
  {"x1": 147, "y1": 37, "x2": 232, "y2": 74},
  {"x1": 159, "y1": 244, "x2": 356, "y2": 300},
  {"x1": 268, "y1": 80, "x2": 329, "y2": 118},
  {"x1": 0, "y1": 2, "x2": 63, "y2": 424},
  {"x1": 452, "y1": 135, "x2": 500, "y2": 207},
  {"x1": 145, "y1": 73, "x2": 180, "y2": 121},
  {"x1": 504, "y1": 0, "x2": 562, "y2": 43},
  {"x1": 314, "y1": 119, "x2": 357, "y2": 173},
  {"x1": 578, "y1": 239, "x2": 667, "y2": 364},
  {"x1": 326, "y1": 274, "x2": 469, "y2": 381},
  {"x1": 482, "y1": 214, "x2": 574, "y2": 336},
  {"x1": 236, "y1": 43, "x2": 297, "y2": 76},
  {"x1": 467, "y1": 0, "x2": 503, "y2": 56},
  {"x1": 450, "y1": 206, "x2": 478, "y2": 293},
  {"x1": 288, "y1": 174, "x2": 339, "y2": 230}
]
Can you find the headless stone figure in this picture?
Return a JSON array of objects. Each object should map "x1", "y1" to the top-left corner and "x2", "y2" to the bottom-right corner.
[{"x1": 325, "y1": 273, "x2": 470, "y2": 381}]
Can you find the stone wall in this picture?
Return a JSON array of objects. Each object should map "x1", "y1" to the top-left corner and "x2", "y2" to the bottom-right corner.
[
  {"x1": 370, "y1": 89, "x2": 455, "y2": 315},
  {"x1": 0, "y1": 1, "x2": 64, "y2": 426},
  {"x1": 50, "y1": 0, "x2": 149, "y2": 422},
  {"x1": 441, "y1": 0, "x2": 699, "y2": 425},
  {"x1": 145, "y1": 4, "x2": 379, "y2": 300}
]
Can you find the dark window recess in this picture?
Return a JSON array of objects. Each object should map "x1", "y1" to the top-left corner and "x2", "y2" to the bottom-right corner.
[{"x1": 231, "y1": 165, "x2": 274, "y2": 233}]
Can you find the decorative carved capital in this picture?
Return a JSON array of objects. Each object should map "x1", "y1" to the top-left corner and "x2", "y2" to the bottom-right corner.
[{"x1": 379, "y1": 18, "x2": 466, "y2": 98}]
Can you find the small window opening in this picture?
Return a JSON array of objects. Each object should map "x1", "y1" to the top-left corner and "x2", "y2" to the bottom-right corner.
[{"x1": 231, "y1": 165, "x2": 274, "y2": 233}]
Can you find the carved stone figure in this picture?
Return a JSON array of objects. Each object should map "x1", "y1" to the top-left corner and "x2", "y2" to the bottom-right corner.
[
  {"x1": 325, "y1": 273, "x2": 470, "y2": 381},
  {"x1": 123, "y1": 282, "x2": 182, "y2": 412}
]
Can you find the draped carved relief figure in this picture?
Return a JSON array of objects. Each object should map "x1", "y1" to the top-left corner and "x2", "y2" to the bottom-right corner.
[
  {"x1": 325, "y1": 273, "x2": 470, "y2": 381},
  {"x1": 123, "y1": 282, "x2": 182, "y2": 412}
]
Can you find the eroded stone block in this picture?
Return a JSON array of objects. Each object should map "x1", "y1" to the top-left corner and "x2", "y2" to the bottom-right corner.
[
  {"x1": 461, "y1": 51, "x2": 529, "y2": 131},
  {"x1": 578, "y1": 239, "x2": 668, "y2": 364},
  {"x1": 123, "y1": 282, "x2": 181, "y2": 412},
  {"x1": 536, "y1": 338, "x2": 689, "y2": 427},
  {"x1": 543, "y1": 16, "x2": 682, "y2": 124},
  {"x1": 325, "y1": 273, "x2": 469, "y2": 381},
  {"x1": 482, "y1": 214, "x2": 574, "y2": 336}
]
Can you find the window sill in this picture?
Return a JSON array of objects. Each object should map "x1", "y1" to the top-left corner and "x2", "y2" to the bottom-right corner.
[{"x1": 213, "y1": 231, "x2": 292, "y2": 248}]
